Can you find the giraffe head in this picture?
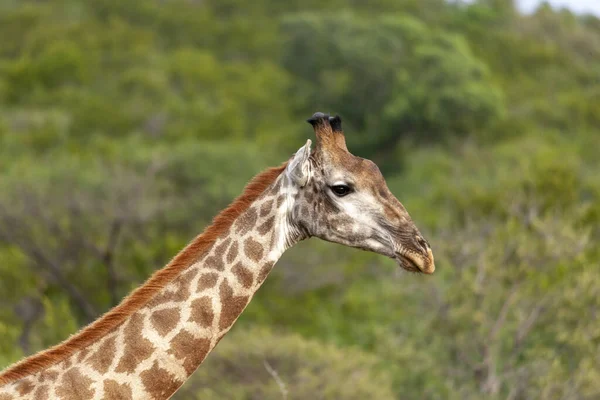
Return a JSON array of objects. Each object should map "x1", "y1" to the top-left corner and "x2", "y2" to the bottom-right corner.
[{"x1": 284, "y1": 112, "x2": 434, "y2": 274}]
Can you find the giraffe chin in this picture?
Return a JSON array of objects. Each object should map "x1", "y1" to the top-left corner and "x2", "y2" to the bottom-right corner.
[{"x1": 394, "y1": 251, "x2": 435, "y2": 275}]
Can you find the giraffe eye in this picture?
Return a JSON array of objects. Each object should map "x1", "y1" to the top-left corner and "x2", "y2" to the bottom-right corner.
[{"x1": 331, "y1": 184, "x2": 351, "y2": 197}]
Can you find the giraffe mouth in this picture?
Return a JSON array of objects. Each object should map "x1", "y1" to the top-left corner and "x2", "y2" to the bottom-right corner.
[{"x1": 394, "y1": 251, "x2": 434, "y2": 274}]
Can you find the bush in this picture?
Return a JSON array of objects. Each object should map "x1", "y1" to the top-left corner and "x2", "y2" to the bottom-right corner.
[{"x1": 176, "y1": 326, "x2": 395, "y2": 400}]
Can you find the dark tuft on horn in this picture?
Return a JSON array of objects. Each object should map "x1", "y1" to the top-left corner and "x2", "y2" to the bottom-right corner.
[
  {"x1": 306, "y1": 112, "x2": 330, "y2": 127},
  {"x1": 329, "y1": 115, "x2": 342, "y2": 132}
]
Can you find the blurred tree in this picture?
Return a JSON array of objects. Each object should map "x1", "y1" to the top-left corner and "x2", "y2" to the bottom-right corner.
[{"x1": 281, "y1": 12, "x2": 504, "y2": 169}]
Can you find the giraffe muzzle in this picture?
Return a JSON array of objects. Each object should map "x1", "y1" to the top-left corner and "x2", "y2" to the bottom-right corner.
[{"x1": 395, "y1": 248, "x2": 435, "y2": 274}]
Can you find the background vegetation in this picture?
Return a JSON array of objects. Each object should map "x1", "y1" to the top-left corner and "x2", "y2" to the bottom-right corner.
[{"x1": 0, "y1": 0, "x2": 598, "y2": 398}]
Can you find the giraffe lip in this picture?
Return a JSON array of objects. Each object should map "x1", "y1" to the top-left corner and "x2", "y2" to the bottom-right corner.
[{"x1": 394, "y1": 253, "x2": 423, "y2": 273}]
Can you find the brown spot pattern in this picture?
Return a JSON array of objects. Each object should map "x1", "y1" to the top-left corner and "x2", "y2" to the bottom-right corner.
[
  {"x1": 168, "y1": 331, "x2": 211, "y2": 375},
  {"x1": 218, "y1": 279, "x2": 250, "y2": 330},
  {"x1": 77, "y1": 348, "x2": 90, "y2": 363},
  {"x1": 232, "y1": 262, "x2": 254, "y2": 288},
  {"x1": 87, "y1": 335, "x2": 117, "y2": 374},
  {"x1": 147, "y1": 288, "x2": 186, "y2": 308},
  {"x1": 0, "y1": 394, "x2": 14, "y2": 400},
  {"x1": 180, "y1": 267, "x2": 199, "y2": 283},
  {"x1": 147, "y1": 268, "x2": 195, "y2": 307},
  {"x1": 257, "y1": 216, "x2": 274, "y2": 236},
  {"x1": 270, "y1": 178, "x2": 282, "y2": 194},
  {"x1": 33, "y1": 386, "x2": 49, "y2": 400},
  {"x1": 244, "y1": 238, "x2": 264, "y2": 262},
  {"x1": 55, "y1": 368, "x2": 94, "y2": 400},
  {"x1": 259, "y1": 200, "x2": 273, "y2": 216},
  {"x1": 140, "y1": 361, "x2": 183, "y2": 400},
  {"x1": 189, "y1": 296, "x2": 214, "y2": 327},
  {"x1": 235, "y1": 207, "x2": 258, "y2": 235},
  {"x1": 15, "y1": 379, "x2": 34, "y2": 395},
  {"x1": 196, "y1": 272, "x2": 218, "y2": 292},
  {"x1": 62, "y1": 359, "x2": 72, "y2": 370},
  {"x1": 38, "y1": 370, "x2": 59, "y2": 383},
  {"x1": 276, "y1": 194, "x2": 285, "y2": 207},
  {"x1": 226, "y1": 241, "x2": 239, "y2": 263},
  {"x1": 214, "y1": 237, "x2": 232, "y2": 257},
  {"x1": 204, "y1": 255, "x2": 224, "y2": 271},
  {"x1": 104, "y1": 380, "x2": 133, "y2": 400},
  {"x1": 115, "y1": 313, "x2": 155, "y2": 374},
  {"x1": 258, "y1": 263, "x2": 273, "y2": 283},
  {"x1": 150, "y1": 308, "x2": 180, "y2": 337}
]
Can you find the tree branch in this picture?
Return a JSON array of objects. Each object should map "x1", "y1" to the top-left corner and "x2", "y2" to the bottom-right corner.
[
  {"x1": 264, "y1": 360, "x2": 288, "y2": 400},
  {"x1": 0, "y1": 206, "x2": 97, "y2": 321},
  {"x1": 479, "y1": 283, "x2": 520, "y2": 394},
  {"x1": 14, "y1": 296, "x2": 44, "y2": 355}
]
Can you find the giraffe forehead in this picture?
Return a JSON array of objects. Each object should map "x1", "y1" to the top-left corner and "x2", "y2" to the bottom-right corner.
[{"x1": 324, "y1": 155, "x2": 385, "y2": 188}]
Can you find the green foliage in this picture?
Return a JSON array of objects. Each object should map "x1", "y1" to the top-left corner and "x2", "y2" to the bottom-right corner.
[
  {"x1": 0, "y1": 0, "x2": 599, "y2": 398},
  {"x1": 177, "y1": 327, "x2": 395, "y2": 399},
  {"x1": 280, "y1": 11, "x2": 504, "y2": 171}
]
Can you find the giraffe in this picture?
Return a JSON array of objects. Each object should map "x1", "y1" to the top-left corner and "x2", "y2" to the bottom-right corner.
[{"x1": 0, "y1": 112, "x2": 434, "y2": 400}]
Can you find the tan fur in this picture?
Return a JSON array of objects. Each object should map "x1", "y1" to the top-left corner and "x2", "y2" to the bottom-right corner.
[
  {"x1": 313, "y1": 118, "x2": 347, "y2": 151},
  {"x1": 0, "y1": 163, "x2": 286, "y2": 385}
]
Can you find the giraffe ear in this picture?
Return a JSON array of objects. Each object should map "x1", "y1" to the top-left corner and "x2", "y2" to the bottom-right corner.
[{"x1": 286, "y1": 139, "x2": 312, "y2": 187}]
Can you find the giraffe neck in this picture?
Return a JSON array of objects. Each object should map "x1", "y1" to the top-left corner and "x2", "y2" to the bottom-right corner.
[{"x1": 0, "y1": 168, "x2": 303, "y2": 400}]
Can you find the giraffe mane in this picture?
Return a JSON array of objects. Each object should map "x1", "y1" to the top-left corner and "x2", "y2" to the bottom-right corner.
[{"x1": 0, "y1": 162, "x2": 287, "y2": 385}]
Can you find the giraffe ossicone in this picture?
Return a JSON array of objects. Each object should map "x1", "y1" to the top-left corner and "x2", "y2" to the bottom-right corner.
[{"x1": 0, "y1": 112, "x2": 434, "y2": 399}]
